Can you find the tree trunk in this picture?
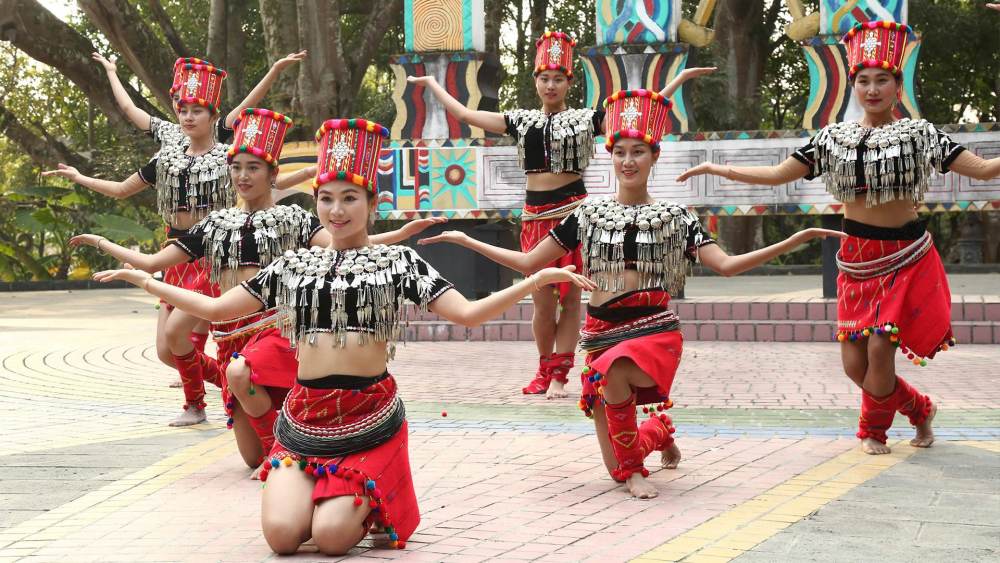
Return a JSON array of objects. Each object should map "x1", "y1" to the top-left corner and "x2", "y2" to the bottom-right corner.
[
  {"x1": 224, "y1": 0, "x2": 249, "y2": 110},
  {"x1": 258, "y1": 0, "x2": 302, "y2": 118},
  {"x1": 77, "y1": 0, "x2": 177, "y2": 110},
  {"x1": 206, "y1": 0, "x2": 228, "y2": 67},
  {"x1": 148, "y1": 0, "x2": 190, "y2": 57}
]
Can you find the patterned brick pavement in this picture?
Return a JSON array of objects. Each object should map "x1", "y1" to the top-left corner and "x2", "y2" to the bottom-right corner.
[{"x1": 0, "y1": 289, "x2": 997, "y2": 562}]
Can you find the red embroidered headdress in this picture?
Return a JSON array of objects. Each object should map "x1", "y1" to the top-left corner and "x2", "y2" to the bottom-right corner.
[
  {"x1": 842, "y1": 21, "x2": 913, "y2": 78},
  {"x1": 170, "y1": 57, "x2": 227, "y2": 113},
  {"x1": 534, "y1": 31, "x2": 576, "y2": 79},
  {"x1": 313, "y1": 119, "x2": 390, "y2": 194},
  {"x1": 603, "y1": 90, "x2": 673, "y2": 152},
  {"x1": 226, "y1": 108, "x2": 293, "y2": 167}
]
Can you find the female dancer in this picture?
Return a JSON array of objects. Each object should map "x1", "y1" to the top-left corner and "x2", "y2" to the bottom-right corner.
[
  {"x1": 71, "y1": 109, "x2": 442, "y2": 444},
  {"x1": 420, "y1": 89, "x2": 843, "y2": 498},
  {"x1": 92, "y1": 117, "x2": 594, "y2": 554},
  {"x1": 44, "y1": 54, "x2": 310, "y2": 425},
  {"x1": 677, "y1": 21, "x2": 1000, "y2": 454},
  {"x1": 408, "y1": 31, "x2": 714, "y2": 399}
]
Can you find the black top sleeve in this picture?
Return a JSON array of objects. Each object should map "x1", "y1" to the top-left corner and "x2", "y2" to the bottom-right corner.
[
  {"x1": 684, "y1": 214, "x2": 717, "y2": 263},
  {"x1": 305, "y1": 215, "x2": 324, "y2": 244},
  {"x1": 592, "y1": 108, "x2": 606, "y2": 134},
  {"x1": 548, "y1": 212, "x2": 580, "y2": 252},
  {"x1": 791, "y1": 136, "x2": 819, "y2": 180},
  {"x1": 168, "y1": 221, "x2": 207, "y2": 261},
  {"x1": 216, "y1": 116, "x2": 234, "y2": 144},
  {"x1": 504, "y1": 113, "x2": 520, "y2": 141},
  {"x1": 400, "y1": 249, "x2": 454, "y2": 306},
  {"x1": 138, "y1": 158, "x2": 158, "y2": 185},
  {"x1": 241, "y1": 264, "x2": 278, "y2": 309},
  {"x1": 936, "y1": 129, "x2": 966, "y2": 173}
]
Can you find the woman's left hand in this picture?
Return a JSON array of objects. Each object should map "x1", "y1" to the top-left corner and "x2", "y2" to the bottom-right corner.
[
  {"x1": 92, "y1": 263, "x2": 152, "y2": 288},
  {"x1": 273, "y1": 50, "x2": 307, "y2": 72},
  {"x1": 400, "y1": 216, "x2": 448, "y2": 238},
  {"x1": 533, "y1": 265, "x2": 597, "y2": 291},
  {"x1": 679, "y1": 67, "x2": 717, "y2": 82},
  {"x1": 791, "y1": 228, "x2": 848, "y2": 246}
]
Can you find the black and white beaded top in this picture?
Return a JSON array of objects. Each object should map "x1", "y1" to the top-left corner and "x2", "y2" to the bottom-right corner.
[{"x1": 504, "y1": 108, "x2": 604, "y2": 174}]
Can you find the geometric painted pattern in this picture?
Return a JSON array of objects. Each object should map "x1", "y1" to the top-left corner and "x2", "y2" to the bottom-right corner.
[
  {"x1": 595, "y1": 0, "x2": 681, "y2": 45},
  {"x1": 820, "y1": 0, "x2": 907, "y2": 35}
]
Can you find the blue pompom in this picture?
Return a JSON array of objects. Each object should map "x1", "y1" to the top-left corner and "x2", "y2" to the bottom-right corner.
[
  {"x1": 330, "y1": 464, "x2": 338, "y2": 473},
  {"x1": 315, "y1": 466, "x2": 326, "y2": 476},
  {"x1": 366, "y1": 479, "x2": 376, "y2": 490},
  {"x1": 232, "y1": 352, "x2": 240, "y2": 359},
  {"x1": 389, "y1": 533, "x2": 399, "y2": 541},
  {"x1": 270, "y1": 458, "x2": 279, "y2": 468}
]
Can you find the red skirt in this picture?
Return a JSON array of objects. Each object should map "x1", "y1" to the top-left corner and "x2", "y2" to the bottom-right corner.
[
  {"x1": 521, "y1": 189, "x2": 586, "y2": 302},
  {"x1": 837, "y1": 226, "x2": 954, "y2": 364},
  {"x1": 161, "y1": 227, "x2": 218, "y2": 307},
  {"x1": 579, "y1": 289, "x2": 683, "y2": 413},
  {"x1": 212, "y1": 311, "x2": 297, "y2": 422},
  {"x1": 262, "y1": 374, "x2": 418, "y2": 546}
]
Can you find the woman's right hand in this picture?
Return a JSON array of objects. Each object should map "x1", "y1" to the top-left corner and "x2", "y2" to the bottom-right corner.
[
  {"x1": 417, "y1": 230, "x2": 470, "y2": 247},
  {"x1": 92, "y1": 52, "x2": 118, "y2": 73},
  {"x1": 69, "y1": 234, "x2": 104, "y2": 249},
  {"x1": 676, "y1": 162, "x2": 719, "y2": 183},
  {"x1": 406, "y1": 75, "x2": 437, "y2": 87},
  {"x1": 533, "y1": 266, "x2": 597, "y2": 291},
  {"x1": 41, "y1": 163, "x2": 81, "y2": 182},
  {"x1": 92, "y1": 263, "x2": 152, "y2": 288}
]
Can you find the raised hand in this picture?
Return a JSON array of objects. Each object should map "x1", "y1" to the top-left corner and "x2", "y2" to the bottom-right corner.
[
  {"x1": 41, "y1": 163, "x2": 81, "y2": 182},
  {"x1": 533, "y1": 265, "x2": 597, "y2": 291},
  {"x1": 92, "y1": 52, "x2": 118, "y2": 73},
  {"x1": 987, "y1": 3, "x2": 1000, "y2": 12},
  {"x1": 69, "y1": 234, "x2": 105, "y2": 249},
  {"x1": 399, "y1": 216, "x2": 448, "y2": 238},
  {"x1": 406, "y1": 75, "x2": 437, "y2": 87},
  {"x1": 417, "y1": 230, "x2": 469, "y2": 247},
  {"x1": 92, "y1": 263, "x2": 151, "y2": 288},
  {"x1": 679, "y1": 66, "x2": 717, "y2": 81},
  {"x1": 273, "y1": 50, "x2": 308, "y2": 72},
  {"x1": 675, "y1": 162, "x2": 717, "y2": 183}
]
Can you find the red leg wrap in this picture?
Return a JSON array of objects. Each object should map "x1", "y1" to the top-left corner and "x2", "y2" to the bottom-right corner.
[
  {"x1": 188, "y1": 331, "x2": 209, "y2": 354},
  {"x1": 247, "y1": 409, "x2": 279, "y2": 458},
  {"x1": 638, "y1": 413, "x2": 676, "y2": 456},
  {"x1": 173, "y1": 349, "x2": 217, "y2": 408},
  {"x1": 893, "y1": 377, "x2": 932, "y2": 427},
  {"x1": 522, "y1": 355, "x2": 552, "y2": 394},
  {"x1": 548, "y1": 352, "x2": 574, "y2": 385},
  {"x1": 604, "y1": 394, "x2": 649, "y2": 481},
  {"x1": 857, "y1": 388, "x2": 898, "y2": 444}
]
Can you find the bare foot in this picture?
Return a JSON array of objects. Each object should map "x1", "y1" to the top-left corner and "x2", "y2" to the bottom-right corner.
[
  {"x1": 169, "y1": 407, "x2": 206, "y2": 427},
  {"x1": 169, "y1": 379, "x2": 183, "y2": 388},
  {"x1": 911, "y1": 403, "x2": 937, "y2": 448},
  {"x1": 250, "y1": 464, "x2": 264, "y2": 480},
  {"x1": 661, "y1": 442, "x2": 682, "y2": 469},
  {"x1": 860, "y1": 437, "x2": 891, "y2": 455},
  {"x1": 546, "y1": 379, "x2": 568, "y2": 399},
  {"x1": 625, "y1": 473, "x2": 658, "y2": 499}
]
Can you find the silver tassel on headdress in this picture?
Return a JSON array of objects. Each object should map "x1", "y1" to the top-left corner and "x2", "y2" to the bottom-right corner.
[
  {"x1": 574, "y1": 197, "x2": 695, "y2": 295},
  {"x1": 813, "y1": 118, "x2": 950, "y2": 207}
]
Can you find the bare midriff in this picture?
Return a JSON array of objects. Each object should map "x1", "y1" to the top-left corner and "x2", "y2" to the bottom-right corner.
[
  {"x1": 169, "y1": 211, "x2": 199, "y2": 231},
  {"x1": 525, "y1": 171, "x2": 582, "y2": 191},
  {"x1": 588, "y1": 270, "x2": 650, "y2": 307},
  {"x1": 295, "y1": 333, "x2": 392, "y2": 380},
  {"x1": 217, "y1": 266, "x2": 263, "y2": 294},
  {"x1": 842, "y1": 198, "x2": 919, "y2": 228}
]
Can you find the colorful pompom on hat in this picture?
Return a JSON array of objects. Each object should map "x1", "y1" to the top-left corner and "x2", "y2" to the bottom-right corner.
[
  {"x1": 313, "y1": 118, "x2": 390, "y2": 194},
  {"x1": 602, "y1": 89, "x2": 673, "y2": 152},
  {"x1": 534, "y1": 31, "x2": 576, "y2": 79},
  {"x1": 170, "y1": 57, "x2": 227, "y2": 113},
  {"x1": 842, "y1": 21, "x2": 913, "y2": 79},
  {"x1": 226, "y1": 108, "x2": 293, "y2": 167}
]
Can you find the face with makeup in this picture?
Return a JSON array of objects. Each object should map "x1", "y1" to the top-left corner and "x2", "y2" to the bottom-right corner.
[
  {"x1": 611, "y1": 138, "x2": 659, "y2": 192},
  {"x1": 230, "y1": 152, "x2": 276, "y2": 201},
  {"x1": 853, "y1": 67, "x2": 901, "y2": 116},
  {"x1": 175, "y1": 101, "x2": 216, "y2": 140},
  {"x1": 315, "y1": 181, "x2": 376, "y2": 246},
  {"x1": 535, "y1": 70, "x2": 570, "y2": 107}
]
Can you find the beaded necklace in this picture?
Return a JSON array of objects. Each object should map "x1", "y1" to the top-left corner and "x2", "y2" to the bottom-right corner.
[{"x1": 506, "y1": 108, "x2": 597, "y2": 173}]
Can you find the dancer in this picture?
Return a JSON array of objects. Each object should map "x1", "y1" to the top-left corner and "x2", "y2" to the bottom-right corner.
[
  {"x1": 70, "y1": 109, "x2": 443, "y2": 440},
  {"x1": 408, "y1": 32, "x2": 714, "y2": 398},
  {"x1": 44, "y1": 54, "x2": 309, "y2": 424},
  {"x1": 677, "y1": 21, "x2": 1000, "y2": 454},
  {"x1": 420, "y1": 89, "x2": 843, "y2": 498},
  {"x1": 92, "y1": 117, "x2": 594, "y2": 554}
]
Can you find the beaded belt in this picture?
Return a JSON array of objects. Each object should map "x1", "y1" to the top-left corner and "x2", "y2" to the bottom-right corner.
[
  {"x1": 211, "y1": 308, "x2": 280, "y2": 342},
  {"x1": 836, "y1": 231, "x2": 932, "y2": 280},
  {"x1": 521, "y1": 198, "x2": 585, "y2": 222},
  {"x1": 274, "y1": 393, "x2": 405, "y2": 457},
  {"x1": 579, "y1": 310, "x2": 680, "y2": 353}
]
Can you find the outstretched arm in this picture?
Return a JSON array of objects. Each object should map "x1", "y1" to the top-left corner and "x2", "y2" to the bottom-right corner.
[
  {"x1": 92, "y1": 53, "x2": 153, "y2": 131},
  {"x1": 658, "y1": 67, "x2": 717, "y2": 99},
  {"x1": 430, "y1": 266, "x2": 596, "y2": 327},
  {"x1": 93, "y1": 265, "x2": 262, "y2": 321},
  {"x1": 677, "y1": 156, "x2": 811, "y2": 186},
  {"x1": 371, "y1": 217, "x2": 449, "y2": 245},
  {"x1": 948, "y1": 151, "x2": 1000, "y2": 181},
  {"x1": 70, "y1": 234, "x2": 189, "y2": 273},
  {"x1": 698, "y1": 228, "x2": 845, "y2": 277},
  {"x1": 406, "y1": 75, "x2": 507, "y2": 134},
  {"x1": 225, "y1": 50, "x2": 308, "y2": 128},
  {"x1": 419, "y1": 231, "x2": 567, "y2": 275},
  {"x1": 42, "y1": 164, "x2": 148, "y2": 199}
]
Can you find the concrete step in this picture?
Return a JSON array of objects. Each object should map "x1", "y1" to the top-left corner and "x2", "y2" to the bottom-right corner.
[{"x1": 401, "y1": 295, "x2": 1000, "y2": 344}]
